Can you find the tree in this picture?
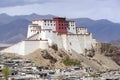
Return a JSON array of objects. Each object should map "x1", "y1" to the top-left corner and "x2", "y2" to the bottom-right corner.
[{"x1": 2, "y1": 66, "x2": 10, "y2": 80}]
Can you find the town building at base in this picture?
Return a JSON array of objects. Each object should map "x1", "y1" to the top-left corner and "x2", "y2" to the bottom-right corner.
[{"x1": 0, "y1": 17, "x2": 98, "y2": 55}]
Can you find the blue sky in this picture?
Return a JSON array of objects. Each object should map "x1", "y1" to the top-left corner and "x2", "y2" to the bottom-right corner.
[{"x1": 0, "y1": 0, "x2": 119, "y2": 23}]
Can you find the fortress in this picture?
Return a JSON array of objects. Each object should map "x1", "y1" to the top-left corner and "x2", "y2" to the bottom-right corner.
[{"x1": 1, "y1": 17, "x2": 98, "y2": 55}]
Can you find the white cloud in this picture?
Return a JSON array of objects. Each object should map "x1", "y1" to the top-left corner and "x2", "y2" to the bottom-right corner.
[
  {"x1": 0, "y1": 0, "x2": 56, "y2": 7},
  {"x1": 0, "y1": 0, "x2": 120, "y2": 22}
]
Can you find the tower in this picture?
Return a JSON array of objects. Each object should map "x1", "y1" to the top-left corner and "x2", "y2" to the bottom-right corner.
[{"x1": 53, "y1": 17, "x2": 68, "y2": 34}]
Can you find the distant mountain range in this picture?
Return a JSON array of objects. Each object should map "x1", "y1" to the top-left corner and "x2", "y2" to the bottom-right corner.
[{"x1": 0, "y1": 13, "x2": 120, "y2": 43}]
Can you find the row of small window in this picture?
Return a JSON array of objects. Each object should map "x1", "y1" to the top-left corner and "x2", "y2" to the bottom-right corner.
[
  {"x1": 44, "y1": 24, "x2": 55, "y2": 26},
  {"x1": 44, "y1": 23, "x2": 74, "y2": 26},
  {"x1": 31, "y1": 30, "x2": 38, "y2": 32},
  {"x1": 58, "y1": 27, "x2": 75, "y2": 30},
  {"x1": 68, "y1": 22, "x2": 75, "y2": 26},
  {"x1": 59, "y1": 27, "x2": 67, "y2": 29},
  {"x1": 44, "y1": 20, "x2": 55, "y2": 23},
  {"x1": 77, "y1": 28, "x2": 86, "y2": 30},
  {"x1": 69, "y1": 25, "x2": 74, "y2": 26},
  {"x1": 58, "y1": 21, "x2": 67, "y2": 23},
  {"x1": 58, "y1": 23, "x2": 74, "y2": 26},
  {"x1": 68, "y1": 27, "x2": 75, "y2": 30},
  {"x1": 59, "y1": 24, "x2": 67, "y2": 26}
]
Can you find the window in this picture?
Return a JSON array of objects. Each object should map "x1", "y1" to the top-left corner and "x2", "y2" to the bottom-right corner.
[{"x1": 68, "y1": 27, "x2": 70, "y2": 30}]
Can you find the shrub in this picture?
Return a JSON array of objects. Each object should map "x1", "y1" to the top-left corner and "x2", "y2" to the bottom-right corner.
[
  {"x1": 62, "y1": 57, "x2": 81, "y2": 66},
  {"x1": 41, "y1": 50, "x2": 57, "y2": 63},
  {"x1": 90, "y1": 73, "x2": 97, "y2": 77},
  {"x1": 51, "y1": 44, "x2": 58, "y2": 51}
]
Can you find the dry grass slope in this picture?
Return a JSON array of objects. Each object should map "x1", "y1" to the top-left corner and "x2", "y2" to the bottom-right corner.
[{"x1": 23, "y1": 48, "x2": 68, "y2": 69}]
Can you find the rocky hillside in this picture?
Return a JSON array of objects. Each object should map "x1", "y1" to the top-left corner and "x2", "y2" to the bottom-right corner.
[
  {"x1": 2, "y1": 47, "x2": 119, "y2": 72},
  {"x1": 23, "y1": 48, "x2": 67, "y2": 69},
  {"x1": 101, "y1": 43, "x2": 120, "y2": 65}
]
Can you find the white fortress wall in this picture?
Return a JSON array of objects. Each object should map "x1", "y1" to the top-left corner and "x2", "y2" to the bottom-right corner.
[
  {"x1": 92, "y1": 39, "x2": 97, "y2": 47},
  {"x1": 61, "y1": 34, "x2": 68, "y2": 51},
  {"x1": 40, "y1": 30, "x2": 63, "y2": 49},
  {"x1": 27, "y1": 33, "x2": 39, "y2": 40},
  {"x1": 89, "y1": 33, "x2": 97, "y2": 46},
  {"x1": 40, "y1": 30, "x2": 53, "y2": 40},
  {"x1": 67, "y1": 35, "x2": 83, "y2": 54},
  {"x1": 39, "y1": 40, "x2": 49, "y2": 49},
  {"x1": 84, "y1": 33, "x2": 97, "y2": 50},
  {"x1": 40, "y1": 30, "x2": 53, "y2": 45},
  {"x1": 56, "y1": 35, "x2": 64, "y2": 49},
  {"x1": 49, "y1": 33, "x2": 63, "y2": 49},
  {"x1": 0, "y1": 41, "x2": 25, "y2": 55},
  {"x1": 47, "y1": 32, "x2": 63, "y2": 49},
  {"x1": 84, "y1": 35, "x2": 93, "y2": 49},
  {"x1": 0, "y1": 40, "x2": 49, "y2": 55},
  {"x1": 24, "y1": 40, "x2": 48, "y2": 55},
  {"x1": 77, "y1": 35, "x2": 86, "y2": 52},
  {"x1": 89, "y1": 33, "x2": 97, "y2": 47},
  {"x1": 40, "y1": 30, "x2": 47, "y2": 40},
  {"x1": 39, "y1": 30, "x2": 94, "y2": 54}
]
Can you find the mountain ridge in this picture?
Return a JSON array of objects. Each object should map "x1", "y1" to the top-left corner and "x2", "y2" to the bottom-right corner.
[{"x1": 0, "y1": 13, "x2": 120, "y2": 43}]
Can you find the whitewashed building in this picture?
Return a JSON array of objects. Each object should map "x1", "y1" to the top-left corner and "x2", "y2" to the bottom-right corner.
[{"x1": 0, "y1": 17, "x2": 97, "y2": 55}]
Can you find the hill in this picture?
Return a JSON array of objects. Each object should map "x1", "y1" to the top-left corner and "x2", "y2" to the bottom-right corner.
[
  {"x1": 0, "y1": 13, "x2": 14, "y2": 24},
  {"x1": 0, "y1": 19, "x2": 31, "y2": 43},
  {"x1": 14, "y1": 13, "x2": 54, "y2": 21},
  {"x1": 0, "y1": 13, "x2": 54, "y2": 24}
]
